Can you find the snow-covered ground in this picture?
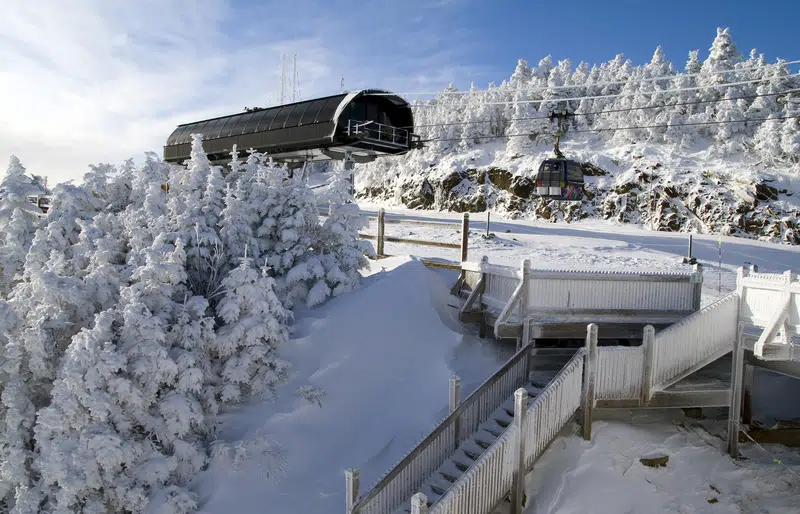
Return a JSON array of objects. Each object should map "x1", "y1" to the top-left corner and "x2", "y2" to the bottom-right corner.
[
  {"x1": 518, "y1": 410, "x2": 800, "y2": 514},
  {"x1": 194, "y1": 206, "x2": 800, "y2": 514},
  {"x1": 191, "y1": 257, "x2": 513, "y2": 513}
]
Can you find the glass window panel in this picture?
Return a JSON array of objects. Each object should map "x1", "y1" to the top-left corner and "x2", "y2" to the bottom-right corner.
[
  {"x1": 243, "y1": 110, "x2": 267, "y2": 133},
  {"x1": 177, "y1": 122, "x2": 207, "y2": 144},
  {"x1": 218, "y1": 115, "x2": 242, "y2": 138},
  {"x1": 299, "y1": 99, "x2": 327, "y2": 125},
  {"x1": 268, "y1": 105, "x2": 294, "y2": 130},
  {"x1": 204, "y1": 118, "x2": 227, "y2": 140},
  {"x1": 284, "y1": 103, "x2": 309, "y2": 128},
  {"x1": 317, "y1": 96, "x2": 344, "y2": 123},
  {"x1": 256, "y1": 108, "x2": 281, "y2": 131},
  {"x1": 168, "y1": 125, "x2": 191, "y2": 145},
  {"x1": 231, "y1": 112, "x2": 254, "y2": 135}
]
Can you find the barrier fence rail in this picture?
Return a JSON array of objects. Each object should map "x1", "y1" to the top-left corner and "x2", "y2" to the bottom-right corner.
[{"x1": 349, "y1": 342, "x2": 538, "y2": 514}]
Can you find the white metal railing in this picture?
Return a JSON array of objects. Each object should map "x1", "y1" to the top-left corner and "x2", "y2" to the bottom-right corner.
[
  {"x1": 650, "y1": 292, "x2": 739, "y2": 390},
  {"x1": 428, "y1": 351, "x2": 585, "y2": 514},
  {"x1": 737, "y1": 267, "x2": 800, "y2": 360},
  {"x1": 350, "y1": 344, "x2": 536, "y2": 514},
  {"x1": 345, "y1": 119, "x2": 420, "y2": 148},
  {"x1": 596, "y1": 346, "x2": 645, "y2": 400},
  {"x1": 461, "y1": 257, "x2": 702, "y2": 339}
]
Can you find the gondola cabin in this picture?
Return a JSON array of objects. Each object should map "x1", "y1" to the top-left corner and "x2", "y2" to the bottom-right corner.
[
  {"x1": 163, "y1": 89, "x2": 421, "y2": 169},
  {"x1": 535, "y1": 159, "x2": 585, "y2": 201}
]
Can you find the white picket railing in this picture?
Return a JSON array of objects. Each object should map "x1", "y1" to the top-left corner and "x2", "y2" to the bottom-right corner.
[
  {"x1": 738, "y1": 268, "x2": 800, "y2": 329},
  {"x1": 596, "y1": 346, "x2": 645, "y2": 401},
  {"x1": 429, "y1": 352, "x2": 585, "y2": 514},
  {"x1": 522, "y1": 353, "x2": 584, "y2": 469},
  {"x1": 650, "y1": 292, "x2": 739, "y2": 390},
  {"x1": 461, "y1": 258, "x2": 702, "y2": 339},
  {"x1": 351, "y1": 344, "x2": 535, "y2": 514}
]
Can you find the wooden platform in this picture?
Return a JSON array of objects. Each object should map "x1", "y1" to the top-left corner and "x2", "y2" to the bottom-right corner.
[{"x1": 470, "y1": 308, "x2": 682, "y2": 341}]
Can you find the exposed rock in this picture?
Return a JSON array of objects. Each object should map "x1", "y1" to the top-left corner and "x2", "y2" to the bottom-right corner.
[
  {"x1": 581, "y1": 162, "x2": 608, "y2": 176},
  {"x1": 440, "y1": 171, "x2": 466, "y2": 193},
  {"x1": 754, "y1": 183, "x2": 779, "y2": 201},
  {"x1": 487, "y1": 168, "x2": 513, "y2": 190},
  {"x1": 404, "y1": 179, "x2": 435, "y2": 209},
  {"x1": 357, "y1": 158, "x2": 799, "y2": 246},
  {"x1": 510, "y1": 176, "x2": 535, "y2": 198},
  {"x1": 639, "y1": 454, "x2": 669, "y2": 468}
]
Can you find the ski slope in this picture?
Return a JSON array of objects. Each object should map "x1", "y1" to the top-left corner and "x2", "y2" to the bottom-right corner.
[{"x1": 191, "y1": 208, "x2": 800, "y2": 514}]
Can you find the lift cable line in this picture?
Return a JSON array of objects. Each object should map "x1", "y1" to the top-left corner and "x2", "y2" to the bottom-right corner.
[
  {"x1": 374, "y1": 58, "x2": 800, "y2": 98},
  {"x1": 407, "y1": 73, "x2": 800, "y2": 109},
  {"x1": 416, "y1": 114, "x2": 800, "y2": 144},
  {"x1": 402, "y1": 88, "x2": 800, "y2": 130}
]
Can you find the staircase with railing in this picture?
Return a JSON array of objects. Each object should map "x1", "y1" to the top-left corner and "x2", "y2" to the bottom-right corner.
[{"x1": 345, "y1": 263, "x2": 798, "y2": 514}]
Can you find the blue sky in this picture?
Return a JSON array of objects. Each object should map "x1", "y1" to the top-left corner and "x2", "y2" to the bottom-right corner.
[{"x1": 2, "y1": 0, "x2": 798, "y2": 183}]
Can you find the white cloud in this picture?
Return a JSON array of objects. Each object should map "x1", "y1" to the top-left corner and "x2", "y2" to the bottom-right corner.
[{"x1": 1, "y1": 0, "x2": 497, "y2": 184}]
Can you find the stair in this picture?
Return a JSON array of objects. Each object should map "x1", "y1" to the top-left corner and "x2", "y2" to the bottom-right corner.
[{"x1": 395, "y1": 348, "x2": 577, "y2": 513}]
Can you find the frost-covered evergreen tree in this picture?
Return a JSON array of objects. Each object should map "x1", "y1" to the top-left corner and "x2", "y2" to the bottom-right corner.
[
  {"x1": 312, "y1": 164, "x2": 373, "y2": 303},
  {"x1": 214, "y1": 256, "x2": 290, "y2": 403}
]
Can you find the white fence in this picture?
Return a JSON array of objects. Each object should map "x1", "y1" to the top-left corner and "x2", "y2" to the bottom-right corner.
[
  {"x1": 650, "y1": 292, "x2": 739, "y2": 390},
  {"x1": 596, "y1": 346, "x2": 645, "y2": 401},
  {"x1": 737, "y1": 267, "x2": 800, "y2": 360},
  {"x1": 428, "y1": 352, "x2": 585, "y2": 514},
  {"x1": 350, "y1": 344, "x2": 537, "y2": 514},
  {"x1": 459, "y1": 257, "x2": 702, "y2": 338}
]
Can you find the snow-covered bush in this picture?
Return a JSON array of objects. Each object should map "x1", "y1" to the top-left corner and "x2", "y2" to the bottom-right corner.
[
  {"x1": 0, "y1": 157, "x2": 48, "y2": 296},
  {"x1": 0, "y1": 136, "x2": 371, "y2": 512}
]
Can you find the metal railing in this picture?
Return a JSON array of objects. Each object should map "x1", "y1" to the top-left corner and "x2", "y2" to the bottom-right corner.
[
  {"x1": 345, "y1": 119, "x2": 421, "y2": 148},
  {"x1": 429, "y1": 350, "x2": 585, "y2": 514},
  {"x1": 461, "y1": 257, "x2": 703, "y2": 339},
  {"x1": 351, "y1": 343, "x2": 536, "y2": 514}
]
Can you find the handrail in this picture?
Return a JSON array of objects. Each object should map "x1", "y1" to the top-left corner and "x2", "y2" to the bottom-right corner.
[
  {"x1": 428, "y1": 349, "x2": 586, "y2": 514},
  {"x1": 352, "y1": 342, "x2": 534, "y2": 513}
]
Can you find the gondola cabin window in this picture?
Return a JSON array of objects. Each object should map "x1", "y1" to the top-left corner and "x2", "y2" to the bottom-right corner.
[{"x1": 535, "y1": 159, "x2": 585, "y2": 201}]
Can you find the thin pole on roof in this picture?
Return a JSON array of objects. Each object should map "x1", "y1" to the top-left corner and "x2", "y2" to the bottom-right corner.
[{"x1": 280, "y1": 54, "x2": 286, "y2": 104}]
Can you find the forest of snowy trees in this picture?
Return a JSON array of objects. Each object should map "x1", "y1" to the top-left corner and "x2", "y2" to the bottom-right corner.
[
  {"x1": 0, "y1": 138, "x2": 371, "y2": 513},
  {"x1": 357, "y1": 28, "x2": 800, "y2": 244}
]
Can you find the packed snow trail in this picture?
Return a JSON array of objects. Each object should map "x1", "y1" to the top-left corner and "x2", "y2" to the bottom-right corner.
[{"x1": 191, "y1": 258, "x2": 511, "y2": 514}]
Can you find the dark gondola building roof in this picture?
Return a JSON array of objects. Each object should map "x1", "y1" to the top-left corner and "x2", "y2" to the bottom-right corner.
[{"x1": 163, "y1": 89, "x2": 418, "y2": 166}]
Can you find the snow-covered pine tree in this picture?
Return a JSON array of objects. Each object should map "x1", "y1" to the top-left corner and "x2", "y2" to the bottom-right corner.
[
  {"x1": 0, "y1": 209, "x2": 34, "y2": 296},
  {"x1": 310, "y1": 163, "x2": 373, "y2": 304},
  {"x1": 34, "y1": 239, "x2": 209, "y2": 513},
  {"x1": 214, "y1": 254, "x2": 290, "y2": 403}
]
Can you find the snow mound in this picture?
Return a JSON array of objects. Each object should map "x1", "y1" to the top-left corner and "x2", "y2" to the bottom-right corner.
[
  {"x1": 194, "y1": 259, "x2": 465, "y2": 513},
  {"x1": 520, "y1": 411, "x2": 800, "y2": 514}
]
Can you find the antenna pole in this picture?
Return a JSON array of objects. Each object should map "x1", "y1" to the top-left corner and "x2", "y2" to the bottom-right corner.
[
  {"x1": 280, "y1": 54, "x2": 286, "y2": 104},
  {"x1": 292, "y1": 53, "x2": 298, "y2": 102}
]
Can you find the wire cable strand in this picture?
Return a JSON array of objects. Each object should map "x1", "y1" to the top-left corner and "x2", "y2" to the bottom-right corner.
[
  {"x1": 408, "y1": 74, "x2": 800, "y2": 108},
  {"x1": 417, "y1": 115, "x2": 800, "y2": 144},
  {"x1": 375, "y1": 59, "x2": 800, "y2": 98},
  {"x1": 403, "y1": 88, "x2": 800, "y2": 130}
]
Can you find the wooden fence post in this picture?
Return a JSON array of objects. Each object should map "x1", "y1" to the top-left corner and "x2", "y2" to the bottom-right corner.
[
  {"x1": 345, "y1": 468, "x2": 360, "y2": 514},
  {"x1": 640, "y1": 325, "x2": 655, "y2": 406},
  {"x1": 727, "y1": 323, "x2": 745, "y2": 457},
  {"x1": 411, "y1": 492, "x2": 428, "y2": 514},
  {"x1": 377, "y1": 208, "x2": 385, "y2": 257},
  {"x1": 742, "y1": 363, "x2": 754, "y2": 425},
  {"x1": 479, "y1": 255, "x2": 489, "y2": 339},
  {"x1": 449, "y1": 376, "x2": 461, "y2": 413},
  {"x1": 511, "y1": 387, "x2": 529, "y2": 514},
  {"x1": 461, "y1": 213, "x2": 470, "y2": 262},
  {"x1": 581, "y1": 323, "x2": 598, "y2": 441},
  {"x1": 691, "y1": 263, "x2": 703, "y2": 311},
  {"x1": 450, "y1": 375, "x2": 462, "y2": 449}
]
